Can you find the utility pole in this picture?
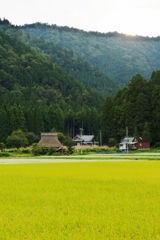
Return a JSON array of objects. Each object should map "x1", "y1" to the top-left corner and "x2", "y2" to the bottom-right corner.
[
  {"x1": 126, "y1": 126, "x2": 128, "y2": 154},
  {"x1": 80, "y1": 128, "x2": 83, "y2": 155},
  {"x1": 100, "y1": 131, "x2": 102, "y2": 146}
]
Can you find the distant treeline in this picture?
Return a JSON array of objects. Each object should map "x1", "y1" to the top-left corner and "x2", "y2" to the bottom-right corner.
[
  {"x1": 20, "y1": 21, "x2": 160, "y2": 86},
  {"x1": 0, "y1": 19, "x2": 117, "y2": 97}
]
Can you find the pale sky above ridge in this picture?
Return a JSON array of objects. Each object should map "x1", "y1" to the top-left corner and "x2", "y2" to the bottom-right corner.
[{"x1": 1, "y1": 0, "x2": 160, "y2": 37}]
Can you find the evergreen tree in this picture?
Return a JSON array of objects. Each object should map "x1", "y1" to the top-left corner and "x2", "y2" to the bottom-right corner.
[
  {"x1": 54, "y1": 107, "x2": 64, "y2": 132},
  {"x1": 142, "y1": 122, "x2": 151, "y2": 141},
  {"x1": 16, "y1": 106, "x2": 26, "y2": 132},
  {"x1": 0, "y1": 108, "x2": 10, "y2": 143},
  {"x1": 26, "y1": 132, "x2": 39, "y2": 146},
  {"x1": 127, "y1": 74, "x2": 150, "y2": 133},
  {"x1": 101, "y1": 97, "x2": 114, "y2": 144},
  {"x1": 34, "y1": 106, "x2": 45, "y2": 135},
  {"x1": 9, "y1": 113, "x2": 17, "y2": 132},
  {"x1": 8, "y1": 105, "x2": 26, "y2": 132},
  {"x1": 65, "y1": 108, "x2": 75, "y2": 137},
  {"x1": 48, "y1": 105, "x2": 56, "y2": 132},
  {"x1": 149, "y1": 72, "x2": 160, "y2": 144},
  {"x1": 25, "y1": 107, "x2": 35, "y2": 133},
  {"x1": 133, "y1": 126, "x2": 139, "y2": 137}
]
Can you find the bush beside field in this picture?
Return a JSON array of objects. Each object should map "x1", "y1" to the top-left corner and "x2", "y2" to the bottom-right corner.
[
  {"x1": 0, "y1": 144, "x2": 160, "y2": 157},
  {"x1": 0, "y1": 145, "x2": 120, "y2": 157}
]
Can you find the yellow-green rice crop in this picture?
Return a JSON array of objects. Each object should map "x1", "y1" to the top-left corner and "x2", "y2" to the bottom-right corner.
[{"x1": 0, "y1": 161, "x2": 160, "y2": 239}]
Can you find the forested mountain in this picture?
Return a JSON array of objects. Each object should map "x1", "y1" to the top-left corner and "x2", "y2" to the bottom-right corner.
[
  {"x1": 19, "y1": 22, "x2": 160, "y2": 86},
  {"x1": 1, "y1": 19, "x2": 160, "y2": 147},
  {"x1": 0, "y1": 19, "x2": 117, "y2": 97},
  {"x1": 0, "y1": 30, "x2": 104, "y2": 143},
  {"x1": 101, "y1": 71, "x2": 160, "y2": 146}
]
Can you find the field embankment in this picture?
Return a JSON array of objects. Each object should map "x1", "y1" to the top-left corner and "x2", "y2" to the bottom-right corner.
[{"x1": 0, "y1": 152, "x2": 160, "y2": 164}]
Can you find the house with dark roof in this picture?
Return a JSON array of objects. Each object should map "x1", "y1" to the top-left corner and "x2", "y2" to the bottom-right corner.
[
  {"x1": 129, "y1": 137, "x2": 150, "y2": 150},
  {"x1": 119, "y1": 136, "x2": 150, "y2": 151},
  {"x1": 73, "y1": 134, "x2": 98, "y2": 146},
  {"x1": 38, "y1": 133, "x2": 62, "y2": 151}
]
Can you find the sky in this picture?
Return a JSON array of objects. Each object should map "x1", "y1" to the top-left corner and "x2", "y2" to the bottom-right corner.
[{"x1": 1, "y1": 0, "x2": 160, "y2": 37}]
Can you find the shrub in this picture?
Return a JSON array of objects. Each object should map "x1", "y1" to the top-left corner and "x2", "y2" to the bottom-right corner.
[
  {"x1": 0, "y1": 152, "x2": 10, "y2": 157},
  {"x1": 6, "y1": 130, "x2": 28, "y2": 148},
  {"x1": 32, "y1": 143, "x2": 41, "y2": 156},
  {"x1": 57, "y1": 132, "x2": 66, "y2": 144},
  {"x1": 7, "y1": 148, "x2": 18, "y2": 152},
  {"x1": 108, "y1": 138, "x2": 117, "y2": 147},
  {"x1": 20, "y1": 147, "x2": 32, "y2": 154},
  {"x1": 64, "y1": 137, "x2": 75, "y2": 154},
  {"x1": 26, "y1": 132, "x2": 40, "y2": 146},
  {"x1": 32, "y1": 144, "x2": 47, "y2": 155},
  {"x1": 0, "y1": 142, "x2": 6, "y2": 151},
  {"x1": 155, "y1": 142, "x2": 160, "y2": 148},
  {"x1": 47, "y1": 147, "x2": 56, "y2": 155},
  {"x1": 41, "y1": 146, "x2": 47, "y2": 155}
]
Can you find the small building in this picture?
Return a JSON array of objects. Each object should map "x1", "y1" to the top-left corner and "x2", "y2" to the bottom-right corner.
[
  {"x1": 119, "y1": 137, "x2": 134, "y2": 151},
  {"x1": 129, "y1": 137, "x2": 150, "y2": 150},
  {"x1": 38, "y1": 133, "x2": 62, "y2": 151},
  {"x1": 119, "y1": 136, "x2": 150, "y2": 151},
  {"x1": 73, "y1": 134, "x2": 97, "y2": 146}
]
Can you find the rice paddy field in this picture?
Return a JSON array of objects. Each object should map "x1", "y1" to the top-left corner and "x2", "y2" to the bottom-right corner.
[{"x1": 0, "y1": 155, "x2": 160, "y2": 239}]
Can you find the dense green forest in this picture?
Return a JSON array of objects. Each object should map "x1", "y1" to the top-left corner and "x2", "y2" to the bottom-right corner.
[
  {"x1": 101, "y1": 72, "x2": 160, "y2": 146},
  {"x1": 19, "y1": 22, "x2": 160, "y2": 86},
  {"x1": 1, "y1": 19, "x2": 160, "y2": 147},
  {"x1": 0, "y1": 29, "x2": 104, "y2": 144},
  {"x1": 0, "y1": 19, "x2": 117, "y2": 97}
]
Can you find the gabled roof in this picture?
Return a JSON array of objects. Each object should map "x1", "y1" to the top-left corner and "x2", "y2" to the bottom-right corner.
[
  {"x1": 133, "y1": 137, "x2": 150, "y2": 142},
  {"x1": 121, "y1": 137, "x2": 134, "y2": 143},
  {"x1": 73, "y1": 135, "x2": 95, "y2": 142}
]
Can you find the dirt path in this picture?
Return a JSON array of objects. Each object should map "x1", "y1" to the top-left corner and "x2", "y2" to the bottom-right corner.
[{"x1": 0, "y1": 158, "x2": 137, "y2": 164}]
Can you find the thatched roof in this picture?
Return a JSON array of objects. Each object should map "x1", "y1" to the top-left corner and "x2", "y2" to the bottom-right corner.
[{"x1": 39, "y1": 133, "x2": 62, "y2": 149}]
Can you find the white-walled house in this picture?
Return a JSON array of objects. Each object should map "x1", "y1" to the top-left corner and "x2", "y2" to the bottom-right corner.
[
  {"x1": 119, "y1": 136, "x2": 150, "y2": 151},
  {"x1": 119, "y1": 137, "x2": 134, "y2": 151}
]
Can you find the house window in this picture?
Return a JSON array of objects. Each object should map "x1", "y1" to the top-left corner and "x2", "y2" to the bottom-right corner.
[{"x1": 140, "y1": 143, "x2": 142, "y2": 146}]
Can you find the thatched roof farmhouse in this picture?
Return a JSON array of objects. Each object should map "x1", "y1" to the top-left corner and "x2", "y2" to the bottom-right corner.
[{"x1": 38, "y1": 133, "x2": 62, "y2": 150}]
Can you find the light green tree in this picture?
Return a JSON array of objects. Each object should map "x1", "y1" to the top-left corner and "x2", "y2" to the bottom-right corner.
[{"x1": 6, "y1": 130, "x2": 28, "y2": 148}]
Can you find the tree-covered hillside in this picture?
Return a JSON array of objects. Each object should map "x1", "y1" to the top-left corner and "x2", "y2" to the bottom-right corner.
[
  {"x1": 0, "y1": 19, "x2": 117, "y2": 97},
  {"x1": 101, "y1": 71, "x2": 160, "y2": 146},
  {"x1": 20, "y1": 22, "x2": 160, "y2": 86},
  {"x1": 1, "y1": 19, "x2": 160, "y2": 148},
  {"x1": 0, "y1": 30, "x2": 104, "y2": 143}
]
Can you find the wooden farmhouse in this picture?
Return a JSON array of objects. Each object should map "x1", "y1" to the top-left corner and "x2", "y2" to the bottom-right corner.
[
  {"x1": 38, "y1": 133, "x2": 62, "y2": 151},
  {"x1": 119, "y1": 136, "x2": 150, "y2": 151},
  {"x1": 73, "y1": 134, "x2": 98, "y2": 146},
  {"x1": 129, "y1": 137, "x2": 150, "y2": 150}
]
